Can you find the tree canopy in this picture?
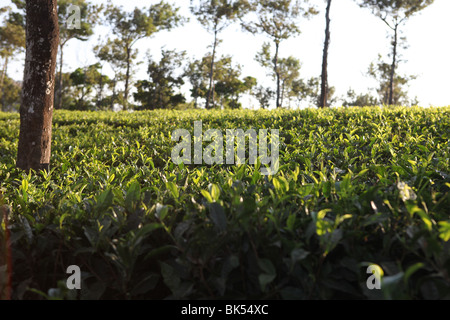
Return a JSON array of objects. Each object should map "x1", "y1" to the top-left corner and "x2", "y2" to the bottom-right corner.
[{"x1": 243, "y1": 0, "x2": 317, "y2": 108}]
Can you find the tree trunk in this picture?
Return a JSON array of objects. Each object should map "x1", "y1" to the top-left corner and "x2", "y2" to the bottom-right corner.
[
  {"x1": 0, "y1": 56, "x2": 8, "y2": 89},
  {"x1": 0, "y1": 56, "x2": 8, "y2": 112},
  {"x1": 97, "y1": 66, "x2": 103, "y2": 109},
  {"x1": 111, "y1": 77, "x2": 116, "y2": 111},
  {"x1": 0, "y1": 56, "x2": 7, "y2": 89},
  {"x1": 388, "y1": 24, "x2": 398, "y2": 106},
  {"x1": 206, "y1": 26, "x2": 218, "y2": 110},
  {"x1": 319, "y1": 0, "x2": 332, "y2": 109},
  {"x1": 274, "y1": 41, "x2": 281, "y2": 109},
  {"x1": 124, "y1": 46, "x2": 131, "y2": 111},
  {"x1": 56, "y1": 42, "x2": 64, "y2": 109},
  {"x1": 16, "y1": 0, "x2": 59, "y2": 172}
]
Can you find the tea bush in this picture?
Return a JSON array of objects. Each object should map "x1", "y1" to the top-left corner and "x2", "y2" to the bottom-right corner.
[{"x1": 0, "y1": 106, "x2": 449, "y2": 300}]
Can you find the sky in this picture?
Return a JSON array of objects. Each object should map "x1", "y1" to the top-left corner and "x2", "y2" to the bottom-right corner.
[{"x1": 4, "y1": 0, "x2": 450, "y2": 108}]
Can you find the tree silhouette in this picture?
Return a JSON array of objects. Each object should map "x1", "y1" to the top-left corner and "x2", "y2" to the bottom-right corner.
[
  {"x1": 190, "y1": 0, "x2": 250, "y2": 109},
  {"x1": 358, "y1": 0, "x2": 434, "y2": 105},
  {"x1": 243, "y1": 0, "x2": 317, "y2": 108}
]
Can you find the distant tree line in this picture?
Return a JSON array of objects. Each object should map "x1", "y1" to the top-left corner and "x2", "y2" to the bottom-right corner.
[{"x1": 0, "y1": 0, "x2": 434, "y2": 112}]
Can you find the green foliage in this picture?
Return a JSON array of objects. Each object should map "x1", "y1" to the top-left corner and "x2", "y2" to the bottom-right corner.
[
  {"x1": 343, "y1": 88, "x2": 379, "y2": 107},
  {"x1": 104, "y1": 1, "x2": 184, "y2": 39},
  {"x1": 1, "y1": 106, "x2": 449, "y2": 300},
  {"x1": 190, "y1": 0, "x2": 251, "y2": 109},
  {"x1": 58, "y1": 0, "x2": 100, "y2": 45},
  {"x1": 358, "y1": 0, "x2": 434, "y2": 106},
  {"x1": 358, "y1": 0, "x2": 435, "y2": 20},
  {"x1": 243, "y1": 0, "x2": 318, "y2": 41},
  {"x1": 245, "y1": 0, "x2": 318, "y2": 108},
  {"x1": 94, "y1": 38, "x2": 129, "y2": 110},
  {"x1": 255, "y1": 44, "x2": 332, "y2": 108},
  {"x1": 0, "y1": 75, "x2": 21, "y2": 112},
  {"x1": 190, "y1": 0, "x2": 250, "y2": 33},
  {"x1": 0, "y1": 5, "x2": 25, "y2": 111},
  {"x1": 215, "y1": 72, "x2": 257, "y2": 109},
  {"x1": 291, "y1": 77, "x2": 336, "y2": 107},
  {"x1": 134, "y1": 50, "x2": 186, "y2": 110},
  {"x1": 98, "y1": 1, "x2": 185, "y2": 110},
  {"x1": 186, "y1": 54, "x2": 256, "y2": 109},
  {"x1": 253, "y1": 86, "x2": 274, "y2": 109},
  {"x1": 0, "y1": 8, "x2": 25, "y2": 55},
  {"x1": 368, "y1": 54, "x2": 418, "y2": 105},
  {"x1": 66, "y1": 63, "x2": 110, "y2": 111}
]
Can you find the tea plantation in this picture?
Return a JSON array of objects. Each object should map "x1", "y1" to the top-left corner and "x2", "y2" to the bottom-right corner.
[{"x1": 1, "y1": 106, "x2": 449, "y2": 300}]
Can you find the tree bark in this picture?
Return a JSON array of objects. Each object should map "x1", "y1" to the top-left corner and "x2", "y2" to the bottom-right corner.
[
  {"x1": 56, "y1": 42, "x2": 64, "y2": 109},
  {"x1": 124, "y1": 45, "x2": 131, "y2": 111},
  {"x1": 16, "y1": 0, "x2": 59, "y2": 172},
  {"x1": 111, "y1": 77, "x2": 116, "y2": 111},
  {"x1": 0, "y1": 56, "x2": 8, "y2": 112},
  {"x1": 388, "y1": 24, "x2": 398, "y2": 106},
  {"x1": 206, "y1": 25, "x2": 218, "y2": 110},
  {"x1": 0, "y1": 56, "x2": 8, "y2": 91},
  {"x1": 319, "y1": 0, "x2": 332, "y2": 109},
  {"x1": 97, "y1": 65, "x2": 103, "y2": 109},
  {"x1": 274, "y1": 41, "x2": 281, "y2": 109}
]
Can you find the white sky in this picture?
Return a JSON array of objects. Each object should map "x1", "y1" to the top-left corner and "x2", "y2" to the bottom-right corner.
[{"x1": 4, "y1": 0, "x2": 450, "y2": 107}]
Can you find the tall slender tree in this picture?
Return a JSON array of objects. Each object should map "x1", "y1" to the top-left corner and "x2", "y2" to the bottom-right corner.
[
  {"x1": 94, "y1": 38, "x2": 128, "y2": 110},
  {"x1": 243, "y1": 0, "x2": 317, "y2": 108},
  {"x1": 16, "y1": 0, "x2": 59, "y2": 172},
  {"x1": 190, "y1": 0, "x2": 250, "y2": 109},
  {"x1": 368, "y1": 54, "x2": 418, "y2": 105},
  {"x1": 134, "y1": 49, "x2": 187, "y2": 110},
  {"x1": 255, "y1": 43, "x2": 301, "y2": 108},
  {"x1": 55, "y1": 0, "x2": 101, "y2": 110},
  {"x1": 359, "y1": 0, "x2": 434, "y2": 105},
  {"x1": 319, "y1": 0, "x2": 332, "y2": 108},
  {"x1": 185, "y1": 53, "x2": 255, "y2": 109},
  {"x1": 0, "y1": 7, "x2": 25, "y2": 111},
  {"x1": 103, "y1": 1, "x2": 184, "y2": 110}
]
